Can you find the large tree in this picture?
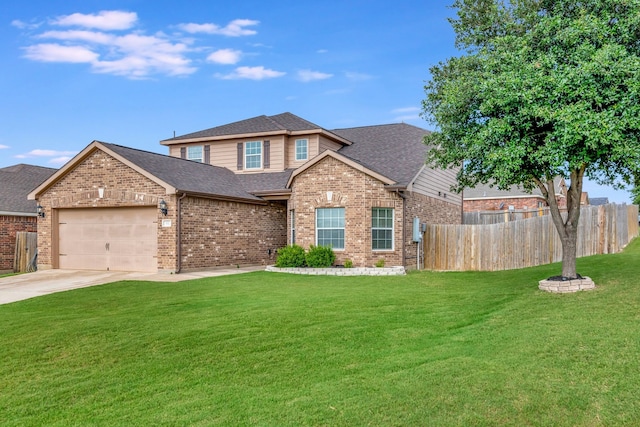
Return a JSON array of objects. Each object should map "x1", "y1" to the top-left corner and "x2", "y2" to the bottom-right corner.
[{"x1": 423, "y1": 0, "x2": 640, "y2": 278}]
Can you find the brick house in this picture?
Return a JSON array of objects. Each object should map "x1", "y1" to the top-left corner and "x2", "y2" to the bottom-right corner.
[
  {"x1": 0, "y1": 164, "x2": 56, "y2": 272},
  {"x1": 463, "y1": 177, "x2": 568, "y2": 212},
  {"x1": 29, "y1": 112, "x2": 461, "y2": 273}
]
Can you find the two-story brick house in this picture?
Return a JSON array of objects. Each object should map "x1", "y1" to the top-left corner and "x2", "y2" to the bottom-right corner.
[{"x1": 29, "y1": 112, "x2": 461, "y2": 272}]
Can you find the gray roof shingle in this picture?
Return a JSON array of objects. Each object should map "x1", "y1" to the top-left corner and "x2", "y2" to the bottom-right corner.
[
  {"x1": 101, "y1": 142, "x2": 263, "y2": 202},
  {"x1": 164, "y1": 112, "x2": 323, "y2": 142},
  {"x1": 0, "y1": 164, "x2": 57, "y2": 214},
  {"x1": 589, "y1": 197, "x2": 609, "y2": 206},
  {"x1": 236, "y1": 169, "x2": 294, "y2": 193},
  {"x1": 333, "y1": 123, "x2": 431, "y2": 186}
]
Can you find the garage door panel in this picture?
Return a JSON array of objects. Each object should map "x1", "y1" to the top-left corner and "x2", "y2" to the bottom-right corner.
[
  {"x1": 59, "y1": 254, "x2": 108, "y2": 270},
  {"x1": 109, "y1": 254, "x2": 157, "y2": 272},
  {"x1": 109, "y1": 240, "x2": 156, "y2": 256},
  {"x1": 58, "y1": 207, "x2": 158, "y2": 272}
]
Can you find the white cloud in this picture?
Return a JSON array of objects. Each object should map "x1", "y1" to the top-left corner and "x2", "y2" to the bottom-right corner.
[
  {"x1": 49, "y1": 156, "x2": 72, "y2": 165},
  {"x1": 26, "y1": 149, "x2": 76, "y2": 157},
  {"x1": 392, "y1": 107, "x2": 420, "y2": 114},
  {"x1": 216, "y1": 66, "x2": 285, "y2": 80},
  {"x1": 52, "y1": 10, "x2": 137, "y2": 30},
  {"x1": 16, "y1": 10, "x2": 261, "y2": 78},
  {"x1": 25, "y1": 29, "x2": 196, "y2": 78},
  {"x1": 0, "y1": 144, "x2": 9, "y2": 149},
  {"x1": 345, "y1": 71, "x2": 374, "y2": 81},
  {"x1": 178, "y1": 19, "x2": 259, "y2": 36},
  {"x1": 11, "y1": 19, "x2": 41, "y2": 30},
  {"x1": 38, "y1": 30, "x2": 115, "y2": 44},
  {"x1": 23, "y1": 44, "x2": 98, "y2": 63},
  {"x1": 297, "y1": 69, "x2": 333, "y2": 82},
  {"x1": 317, "y1": 49, "x2": 328, "y2": 54},
  {"x1": 14, "y1": 150, "x2": 76, "y2": 163},
  {"x1": 207, "y1": 48, "x2": 242, "y2": 64},
  {"x1": 392, "y1": 107, "x2": 421, "y2": 122}
]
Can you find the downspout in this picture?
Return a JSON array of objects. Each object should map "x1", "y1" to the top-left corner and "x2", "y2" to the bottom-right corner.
[
  {"x1": 395, "y1": 189, "x2": 407, "y2": 267},
  {"x1": 176, "y1": 192, "x2": 187, "y2": 273}
]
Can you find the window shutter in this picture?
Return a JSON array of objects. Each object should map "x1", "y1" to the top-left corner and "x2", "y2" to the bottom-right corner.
[
  {"x1": 237, "y1": 143, "x2": 243, "y2": 170},
  {"x1": 204, "y1": 145, "x2": 210, "y2": 164},
  {"x1": 263, "y1": 140, "x2": 270, "y2": 169},
  {"x1": 180, "y1": 147, "x2": 186, "y2": 159}
]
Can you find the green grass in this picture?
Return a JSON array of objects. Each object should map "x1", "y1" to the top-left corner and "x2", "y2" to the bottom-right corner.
[{"x1": 2, "y1": 240, "x2": 640, "y2": 426}]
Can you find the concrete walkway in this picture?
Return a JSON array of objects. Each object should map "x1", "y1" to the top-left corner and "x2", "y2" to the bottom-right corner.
[{"x1": 0, "y1": 266, "x2": 265, "y2": 305}]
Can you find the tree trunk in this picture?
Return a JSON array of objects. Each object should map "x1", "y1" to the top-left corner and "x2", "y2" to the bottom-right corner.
[
  {"x1": 560, "y1": 221, "x2": 578, "y2": 278},
  {"x1": 534, "y1": 165, "x2": 585, "y2": 279}
]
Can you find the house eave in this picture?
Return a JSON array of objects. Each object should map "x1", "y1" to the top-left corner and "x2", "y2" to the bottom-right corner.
[
  {"x1": 178, "y1": 190, "x2": 268, "y2": 205},
  {"x1": 249, "y1": 189, "x2": 291, "y2": 200},
  {"x1": 0, "y1": 211, "x2": 37, "y2": 217}
]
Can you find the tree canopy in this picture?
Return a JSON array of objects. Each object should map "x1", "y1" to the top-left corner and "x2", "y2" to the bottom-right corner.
[{"x1": 423, "y1": 0, "x2": 640, "y2": 278}]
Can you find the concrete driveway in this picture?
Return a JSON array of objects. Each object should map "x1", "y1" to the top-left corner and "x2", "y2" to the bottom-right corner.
[{"x1": 0, "y1": 266, "x2": 265, "y2": 305}]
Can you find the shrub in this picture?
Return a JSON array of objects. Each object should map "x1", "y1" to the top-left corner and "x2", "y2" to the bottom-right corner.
[
  {"x1": 375, "y1": 258, "x2": 385, "y2": 268},
  {"x1": 344, "y1": 259, "x2": 353, "y2": 268},
  {"x1": 275, "y1": 244, "x2": 307, "y2": 267},
  {"x1": 306, "y1": 245, "x2": 336, "y2": 268}
]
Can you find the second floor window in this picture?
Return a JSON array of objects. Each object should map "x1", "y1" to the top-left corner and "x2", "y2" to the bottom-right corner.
[
  {"x1": 187, "y1": 146, "x2": 203, "y2": 162},
  {"x1": 295, "y1": 139, "x2": 308, "y2": 161},
  {"x1": 245, "y1": 141, "x2": 262, "y2": 169}
]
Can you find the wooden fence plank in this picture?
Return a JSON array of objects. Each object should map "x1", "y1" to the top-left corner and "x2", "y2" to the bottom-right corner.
[{"x1": 425, "y1": 204, "x2": 638, "y2": 272}]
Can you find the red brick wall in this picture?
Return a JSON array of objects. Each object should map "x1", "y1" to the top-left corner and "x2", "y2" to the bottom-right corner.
[
  {"x1": 36, "y1": 149, "x2": 176, "y2": 271},
  {"x1": 289, "y1": 156, "x2": 403, "y2": 267},
  {"x1": 180, "y1": 197, "x2": 286, "y2": 270},
  {"x1": 0, "y1": 215, "x2": 37, "y2": 271}
]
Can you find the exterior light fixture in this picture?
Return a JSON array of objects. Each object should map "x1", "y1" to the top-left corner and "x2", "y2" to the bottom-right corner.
[
  {"x1": 159, "y1": 199, "x2": 168, "y2": 216},
  {"x1": 36, "y1": 204, "x2": 45, "y2": 218}
]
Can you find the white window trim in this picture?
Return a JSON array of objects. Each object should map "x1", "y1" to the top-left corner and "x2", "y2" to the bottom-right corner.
[
  {"x1": 372, "y1": 208, "x2": 394, "y2": 251},
  {"x1": 315, "y1": 207, "x2": 345, "y2": 251},
  {"x1": 290, "y1": 210, "x2": 296, "y2": 245},
  {"x1": 244, "y1": 141, "x2": 262, "y2": 170},
  {"x1": 187, "y1": 145, "x2": 203, "y2": 163},
  {"x1": 295, "y1": 138, "x2": 308, "y2": 161}
]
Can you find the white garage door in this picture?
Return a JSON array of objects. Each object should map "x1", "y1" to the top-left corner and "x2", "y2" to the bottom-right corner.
[{"x1": 58, "y1": 207, "x2": 158, "y2": 272}]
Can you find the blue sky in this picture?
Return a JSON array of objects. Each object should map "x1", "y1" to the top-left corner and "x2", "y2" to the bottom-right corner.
[{"x1": 0, "y1": 0, "x2": 632, "y2": 203}]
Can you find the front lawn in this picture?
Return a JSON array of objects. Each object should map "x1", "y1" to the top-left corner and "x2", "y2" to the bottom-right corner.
[{"x1": 1, "y1": 240, "x2": 640, "y2": 426}]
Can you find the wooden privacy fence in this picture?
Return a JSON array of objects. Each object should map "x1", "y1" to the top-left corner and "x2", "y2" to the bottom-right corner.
[
  {"x1": 14, "y1": 232, "x2": 37, "y2": 273},
  {"x1": 424, "y1": 204, "x2": 639, "y2": 271}
]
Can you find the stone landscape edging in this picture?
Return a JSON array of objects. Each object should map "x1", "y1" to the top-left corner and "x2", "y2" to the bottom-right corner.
[
  {"x1": 538, "y1": 276, "x2": 596, "y2": 293},
  {"x1": 265, "y1": 265, "x2": 406, "y2": 276}
]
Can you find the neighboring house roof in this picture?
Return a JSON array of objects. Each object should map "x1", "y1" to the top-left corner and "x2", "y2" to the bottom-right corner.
[
  {"x1": 590, "y1": 197, "x2": 609, "y2": 206},
  {"x1": 333, "y1": 123, "x2": 430, "y2": 187},
  {"x1": 464, "y1": 177, "x2": 566, "y2": 199},
  {"x1": 30, "y1": 142, "x2": 265, "y2": 204},
  {"x1": 0, "y1": 164, "x2": 56, "y2": 215},
  {"x1": 161, "y1": 112, "x2": 351, "y2": 146}
]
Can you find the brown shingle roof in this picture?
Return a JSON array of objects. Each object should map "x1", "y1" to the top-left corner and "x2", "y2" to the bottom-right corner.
[
  {"x1": 333, "y1": 123, "x2": 431, "y2": 187},
  {"x1": 101, "y1": 143, "x2": 264, "y2": 202},
  {"x1": 163, "y1": 112, "x2": 323, "y2": 142},
  {"x1": 0, "y1": 164, "x2": 57, "y2": 214},
  {"x1": 236, "y1": 169, "x2": 294, "y2": 193}
]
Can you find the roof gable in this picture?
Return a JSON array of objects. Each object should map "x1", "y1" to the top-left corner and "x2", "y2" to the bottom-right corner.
[{"x1": 287, "y1": 150, "x2": 395, "y2": 188}]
